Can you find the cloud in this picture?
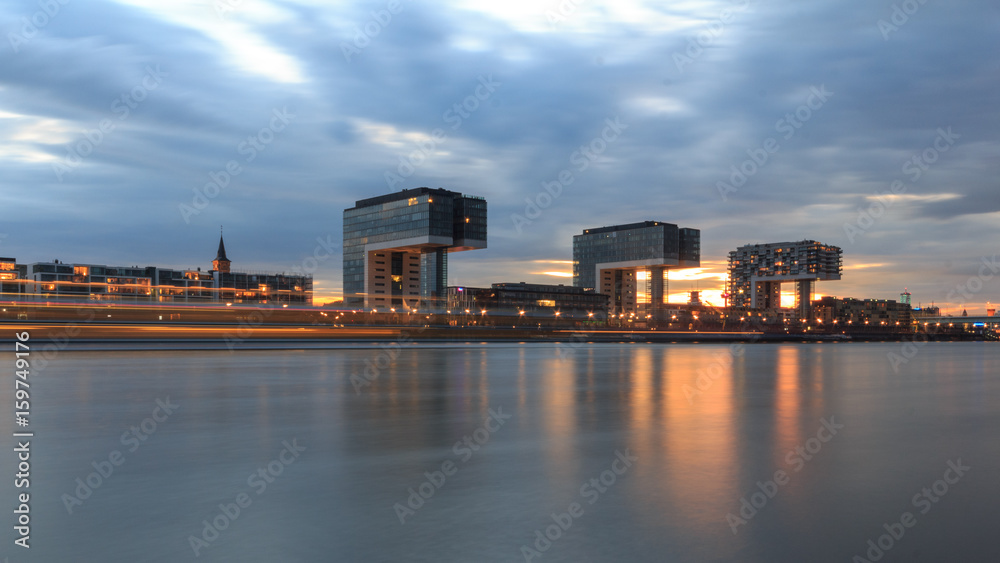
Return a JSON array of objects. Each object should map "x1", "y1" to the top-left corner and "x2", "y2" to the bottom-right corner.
[{"x1": 0, "y1": 0, "x2": 997, "y2": 312}]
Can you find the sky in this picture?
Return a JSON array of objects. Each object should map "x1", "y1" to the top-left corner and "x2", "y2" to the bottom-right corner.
[{"x1": 1, "y1": 0, "x2": 998, "y2": 312}]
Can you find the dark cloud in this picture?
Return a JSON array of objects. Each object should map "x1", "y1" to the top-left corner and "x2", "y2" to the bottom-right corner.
[{"x1": 0, "y1": 0, "x2": 997, "y2": 309}]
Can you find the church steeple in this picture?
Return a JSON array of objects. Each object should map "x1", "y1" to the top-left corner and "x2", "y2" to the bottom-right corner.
[{"x1": 212, "y1": 227, "x2": 231, "y2": 273}]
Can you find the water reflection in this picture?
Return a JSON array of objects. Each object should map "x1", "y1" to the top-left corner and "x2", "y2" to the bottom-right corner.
[{"x1": 7, "y1": 343, "x2": 998, "y2": 562}]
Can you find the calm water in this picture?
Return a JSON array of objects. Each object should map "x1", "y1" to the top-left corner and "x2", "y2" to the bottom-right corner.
[{"x1": 3, "y1": 342, "x2": 998, "y2": 562}]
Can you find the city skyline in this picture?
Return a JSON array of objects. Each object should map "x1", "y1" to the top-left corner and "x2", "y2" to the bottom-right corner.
[{"x1": 1, "y1": 1, "x2": 997, "y2": 313}]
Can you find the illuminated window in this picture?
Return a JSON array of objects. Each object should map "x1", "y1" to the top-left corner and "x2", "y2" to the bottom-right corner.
[
  {"x1": 537, "y1": 300, "x2": 556, "y2": 307},
  {"x1": 74, "y1": 266, "x2": 89, "y2": 276}
]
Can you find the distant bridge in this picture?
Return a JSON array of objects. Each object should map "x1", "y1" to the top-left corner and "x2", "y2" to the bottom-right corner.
[{"x1": 918, "y1": 316, "x2": 999, "y2": 327}]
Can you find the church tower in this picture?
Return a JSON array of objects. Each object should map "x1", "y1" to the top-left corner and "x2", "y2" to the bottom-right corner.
[{"x1": 212, "y1": 230, "x2": 231, "y2": 273}]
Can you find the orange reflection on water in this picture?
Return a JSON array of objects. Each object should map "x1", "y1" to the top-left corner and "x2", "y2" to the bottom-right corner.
[
  {"x1": 658, "y1": 347, "x2": 739, "y2": 532},
  {"x1": 628, "y1": 347, "x2": 655, "y2": 460},
  {"x1": 774, "y1": 346, "x2": 802, "y2": 467},
  {"x1": 541, "y1": 351, "x2": 577, "y2": 485}
]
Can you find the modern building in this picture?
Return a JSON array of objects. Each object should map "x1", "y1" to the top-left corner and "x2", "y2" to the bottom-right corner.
[
  {"x1": 573, "y1": 221, "x2": 700, "y2": 317},
  {"x1": 447, "y1": 282, "x2": 609, "y2": 320},
  {"x1": 0, "y1": 235, "x2": 312, "y2": 305},
  {"x1": 0, "y1": 257, "x2": 28, "y2": 299},
  {"x1": 728, "y1": 240, "x2": 842, "y2": 319},
  {"x1": 812, "y1": 296, "x2": 912, "y2": 333},
  {"x1": 343, "y1": 187, "x2": 487, "y2": 310},
  {"x1": 911, "y1": 304, "x2": 941, "y2": 318}
]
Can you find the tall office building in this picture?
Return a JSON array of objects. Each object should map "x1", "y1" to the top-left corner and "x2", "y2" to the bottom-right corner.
[
  {"x1": 728, "y1": 240, "x2": 842, "y2": 318},
  {"x1": 573, "y1": 221, "x2": 700, "y2": 317},
  {"x1": 343, "y1": 187, "x2": 487, "y2": 309}
]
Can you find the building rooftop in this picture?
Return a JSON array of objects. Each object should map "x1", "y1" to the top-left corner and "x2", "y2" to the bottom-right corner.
[
  {"x1": 492, "y1": 282, "x2": 597, "y2": 294},
  {"x1": 580, "y1": 221, "x2": 673, "y2": 236},
  {"x1": 353, "y1": 187, "x2": 472, "y2": 208},
  {"x1": 733, "y1": 240, "x2": 831, "y2": 249}
]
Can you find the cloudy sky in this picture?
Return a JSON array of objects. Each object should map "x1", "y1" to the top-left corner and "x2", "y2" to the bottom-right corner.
[{"x1": 1, "y1": 0, "x2": 997, "y2": 311}]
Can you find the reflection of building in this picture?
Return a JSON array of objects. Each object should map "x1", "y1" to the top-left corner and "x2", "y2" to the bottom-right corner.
[
  {"x1": 728, "y1": 240, "x2": 842, "y2": 319},
  {"x1": 0, "y1": 234, "x2": 312, "y2": 305},
  {"x1": 343, "y1": 188, "x2": 487, "y2": 310},
  {"x1": 813, "y1": 296, "x2": 911, "y2": 332},
  {"x1": 573, "y1": 221, "x2": 700, "y2": 318},
  {"x1": 447, "y1": 282, "x2": 609, "y2": 319}
]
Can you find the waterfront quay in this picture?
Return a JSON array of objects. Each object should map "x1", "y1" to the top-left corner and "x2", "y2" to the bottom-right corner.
[{"x1": 0, "y1": 302, "x2": 993, "y2": 344}]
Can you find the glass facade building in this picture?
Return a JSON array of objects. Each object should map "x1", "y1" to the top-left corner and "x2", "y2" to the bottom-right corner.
[
  {"x1": 573, "y1": 221, "x2": 700, "y2": 317},
  {"x1": 343, "y1": 187, "x2": 487, "y2": 309}
]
